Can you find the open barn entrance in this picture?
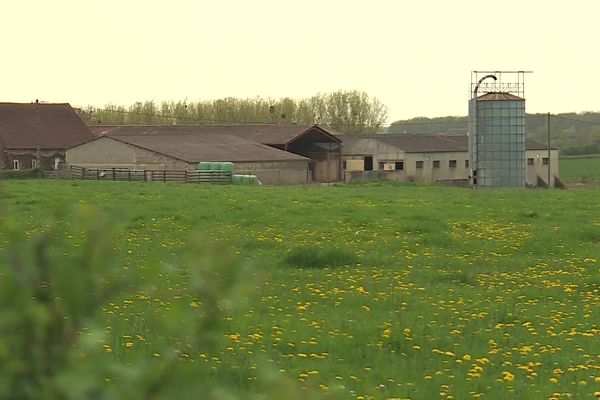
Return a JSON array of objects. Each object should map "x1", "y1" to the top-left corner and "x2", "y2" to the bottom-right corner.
[{"x1": 285, "y1": 126, "x2": 342, "y2": 183}]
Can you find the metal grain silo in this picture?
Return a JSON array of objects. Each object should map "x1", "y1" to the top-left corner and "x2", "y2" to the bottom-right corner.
[{"x1": 469, "y1": 71, "x2": 529, "y2": 188}]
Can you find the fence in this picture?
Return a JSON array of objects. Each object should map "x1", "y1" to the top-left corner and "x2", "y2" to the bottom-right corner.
[{"x1": 70, "y1": 166, "x2": 232, "y2": 184}]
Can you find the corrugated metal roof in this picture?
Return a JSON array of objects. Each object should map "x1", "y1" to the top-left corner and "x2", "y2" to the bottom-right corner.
[
  {"x1": 340, "y1": 134, "x2": 468, "y2": 153},
  {"x1": 377, "y1": 134, "x2": 468, "y2": 152},
  {"x1": 477, "y1": 92, "x2": 524, "y2": 101},
  {"x1": 100, "y1": 131, "x2": 309, "y2": 163},
  {"x1": 92, "y1": 124, "x2": 342, "y2": 146},
  {"x1": 339, "y1": 134, "x2": 557, "y2": 152},
  {"x1": 90, "y1": 125, "x2": 122, "y2": 137},
  {"x1": 0, "y1": 102, "x2": 94, "y2": 149}
]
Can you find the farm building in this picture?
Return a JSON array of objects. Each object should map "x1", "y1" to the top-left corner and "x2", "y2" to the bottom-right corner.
[
  {"x1": 339, "y1": 134, "x2": 559, "y2": 187},
  {"x1": 83, "y1": 124, "x2": 343, "y2": 183},
  {"x1": 0, "y1": 102, "x2": 93, "y2": 170},
  {"x1": 67, "y1": 125, "x2": 311, "y2": 185},
  {"x1": 221, "y1": 124, "x2": 343, "y2": 183}
]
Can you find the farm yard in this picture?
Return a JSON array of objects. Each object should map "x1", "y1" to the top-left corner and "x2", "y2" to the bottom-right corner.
[{"x1": 0, "y1": 180, "x2": 599, "y2": 399}]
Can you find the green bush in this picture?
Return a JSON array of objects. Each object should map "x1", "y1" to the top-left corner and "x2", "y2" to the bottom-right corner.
[
  {"x1": 0, "y1": 207, "x2": 325, "y2": 400},
  {"x1": 0, "y1": 168, "x2": 43, "y2": 179}
]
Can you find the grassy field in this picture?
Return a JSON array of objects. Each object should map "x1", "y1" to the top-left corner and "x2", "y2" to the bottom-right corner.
[
  {"x1": 559, "y1": 155, "x2": 600, "y2": 185},
  {"x1": 1, "y1": 180, "x2": 599, "y2": 399}
]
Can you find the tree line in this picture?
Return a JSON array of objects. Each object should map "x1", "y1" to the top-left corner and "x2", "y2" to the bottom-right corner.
[{"x1": 76, "y1": 90, "x2": 388, "y2": 135}]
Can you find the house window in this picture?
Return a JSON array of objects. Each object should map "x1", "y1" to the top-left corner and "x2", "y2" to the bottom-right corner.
[
  {"x1": 364, "y1": 156, "x2": 373, "y2": 171},
  {"x1": 31, "y1": 159, "x2": 38, "y2": 169},
  {"x1": 433, "y1": 160, "x2": 440, "y2": 168},
  {"x1": 395, "y1": 161, "x2": 404, "y2": 170},
  {"x1": 465, "y1": 159, "x2": 469, "y2": 168},
  {"x1": 542, "y1": 157, "x2": 549, "y2": 165},
  {"x1": 12, "y1": 160, "x2": 19, "y2": 170},
  {"x1": 449, "y1": 160, "x2": 457, "y2": 168},
  {"x1": 527, "y1": 158, "x2": 534, "y2": 165},
  {"x1": 342, "y1": 161, "x2": 347, "y2": 170},
  {"x1": 416, "y1": 160, "x2": 424, "y2": 169}
]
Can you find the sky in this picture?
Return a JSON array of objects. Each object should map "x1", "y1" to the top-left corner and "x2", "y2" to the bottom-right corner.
[{"x1": 3, "y1": 0, "x2": 600, "y2": 123}]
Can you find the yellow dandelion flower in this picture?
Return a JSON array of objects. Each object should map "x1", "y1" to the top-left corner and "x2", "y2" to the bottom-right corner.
[{"x1": 502, "y1": 371, "x2": 514, "y2": 382}]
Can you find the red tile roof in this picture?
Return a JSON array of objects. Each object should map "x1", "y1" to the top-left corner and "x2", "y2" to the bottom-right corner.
[{"x1": 0, "y1": 102, "x2": 94, "y2": 149}]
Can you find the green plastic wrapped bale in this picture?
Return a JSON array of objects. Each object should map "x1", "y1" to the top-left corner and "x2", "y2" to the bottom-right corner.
[
  {"x1": 220, "y1": 162, "x2": 234, "y2": 172},
  {"x1": 248, "y1": 175, "x2": 258, "y2": 185},
  {"x1": 197, "y1": 162, "x2": 211, "y2": 170},
  {"x1": 232, "y1": 175, "x2": 244, "y2": 184},
  {"x1": 209, "y1": 162, "x2": 222, "y2": 170}
]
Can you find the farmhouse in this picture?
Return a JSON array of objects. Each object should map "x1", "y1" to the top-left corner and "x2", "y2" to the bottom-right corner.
[
  {"x1": 67, "y1": 125, "x2": 311, "y2": 185},
  {"x1": 340, "y1": 134, "x2": 559, "y2": 187},
  {"x1": 0, "y1": 102, "x2": 93, "y2": 170}
]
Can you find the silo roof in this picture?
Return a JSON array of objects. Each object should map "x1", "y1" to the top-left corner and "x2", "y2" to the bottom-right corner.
[{"x1": 477, "y1": 92, "x2": 524, "y2": 101}]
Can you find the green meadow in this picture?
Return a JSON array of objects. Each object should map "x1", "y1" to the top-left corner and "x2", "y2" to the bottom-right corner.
[
  {"x1": 1, "y1": 180, "x2": 598, "y2": 400},
  {"x1": 559, "y1": 155, "x2": 600, "y2": 186}
]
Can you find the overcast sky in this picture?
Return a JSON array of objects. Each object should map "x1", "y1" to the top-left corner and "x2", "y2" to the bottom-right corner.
[{"x1": 3, "y1": 0, "x2": 599, "y2": 123}]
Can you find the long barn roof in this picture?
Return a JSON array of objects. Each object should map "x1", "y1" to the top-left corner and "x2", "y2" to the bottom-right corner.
[
  {"x1": 90, "y1": 124, "x2": 342, "y2": 146},
  {"x1": 339, "y1": 134, "x2": 557, "y2": 152},
  {"x1": 75, "y1": 127, "x2": 309, "y2": 163}
]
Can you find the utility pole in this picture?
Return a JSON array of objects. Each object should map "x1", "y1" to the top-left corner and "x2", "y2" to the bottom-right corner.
[
  {"x1": 35, "y1": 99, "x2": 41, "y2": 169},
  {"x1": 547, "y1": 112, "x2": 551, "y2": 189}
]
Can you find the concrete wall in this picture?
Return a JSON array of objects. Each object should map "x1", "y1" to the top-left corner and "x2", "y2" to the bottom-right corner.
[
  {"x1": 235, "y1": 160, "x2": 309, "y2": 185},
  {"x1": 525, "y1": 149, "x2": 559, "y2": 187},
  {"x1": 313, "y1": 160, "x2": 339, "y2": 182},
  {"x1": 342, "y1": 138, "x2": 470, "y2": 184},
  {"x1": 67, "y1": 137, "x2": 189, "y2": 170},
  {"x1": 342, "y1": 137, "x2": 405, "y2": 166},
  {"x1": 403, "y1": 152, "x2": 470, "y2": 183},
  {"x1": 342, "y1": 137, "x2": 560, "y2": 187}
]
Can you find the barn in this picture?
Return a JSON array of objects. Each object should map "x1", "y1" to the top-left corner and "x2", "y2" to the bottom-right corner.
[
  {"x1": 67, "y1": 125, "x2": 310, "y2": 185},
  {"x1": 219, "y1": 124, "x2": 343, "y2": 183},
  {"x1": 340, "y1": 134, "x2": 559, "y2": 187},
  {"x1": 77, "y1": 123, "x2": 343, "y2": 184}
]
